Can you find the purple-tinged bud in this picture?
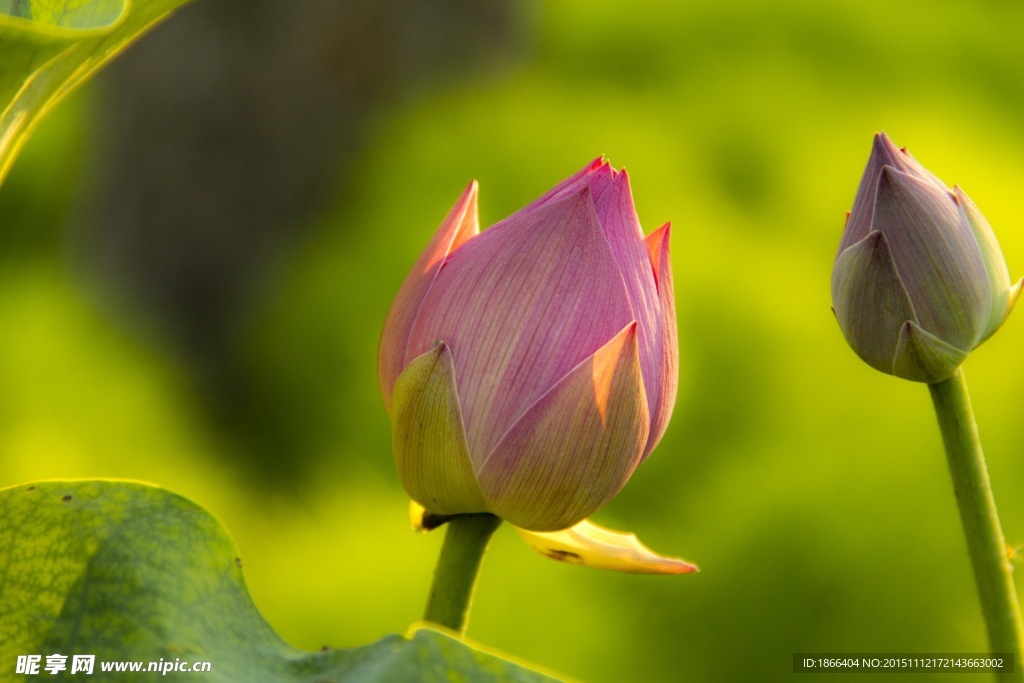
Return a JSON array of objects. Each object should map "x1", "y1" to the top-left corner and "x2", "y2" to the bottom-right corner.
[{"x1": 832, "y1": 133, "x2": 1021, "y2": 383}]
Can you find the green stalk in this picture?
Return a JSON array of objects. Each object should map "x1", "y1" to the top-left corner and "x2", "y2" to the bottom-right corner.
[
  {"x1": 929, "y1": 367, "x2": 1024, "y2": 677},
  {"x1": 423, "y1": 513, "x2": 501, "y2": 635}
]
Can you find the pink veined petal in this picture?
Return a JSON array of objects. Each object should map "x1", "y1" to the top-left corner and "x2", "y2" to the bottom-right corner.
[
  {"x1": 578, "y1": 161, "x2": 617, "y2": 205},
  {"x1": 871, "y1": 132, "x2": 947, "y2": 189},
  {"x1": 378, "y1": 182, "x2": 479, "y2": 413},
  {"x1": 595, "y1": 169, "x2": 664, "y2": 438},
  {"x1": 873, "y1": 167, "x2": 989, "y2": 351},
  {"x1": 952, "y1": 186, "x2": 1014, "y2": 343},
  {"x1": 831, "y1": 230, "x2": 919, "y2": 375},
  {"x1": 476, "y1": 323, "x2": 649, "y2": 532},
  {"x1": 513, "y1": 157, "x2": 606, "y2": 215},
  {"x1": 407, "y1": 186, "x2": 634, "y2": 464},
  {"x1": 841, "y1": 132, "x2": 948, "y2": 256},
  {"x1": 540, "y1": 159, "x2": 615, "y2": 207},
  {"x1": 842, "y1": 135, "x2": 892, "y2": 255},
  {"x1": 642, "y1": 222, "x2": 677, "y2": 459},
  {"x1": 484, "y1": 159, "x2": 616, "y2": 236}
]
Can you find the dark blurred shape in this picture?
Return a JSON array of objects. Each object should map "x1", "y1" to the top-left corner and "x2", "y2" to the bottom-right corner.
[{"x1": 72, "y1": 0, "x2": 530, "y2": 481}]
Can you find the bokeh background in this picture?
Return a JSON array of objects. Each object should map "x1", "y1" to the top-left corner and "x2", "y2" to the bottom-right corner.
[{"x1": 3, "y1": 0, "x2": 1024, "y2": 680}]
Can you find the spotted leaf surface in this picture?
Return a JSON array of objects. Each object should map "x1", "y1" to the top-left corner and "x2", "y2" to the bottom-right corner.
[{"x1": 0, "y1": 481, "x2": 562, "y2": 682}]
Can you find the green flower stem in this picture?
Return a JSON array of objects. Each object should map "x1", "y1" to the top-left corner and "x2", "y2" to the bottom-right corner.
[
  {"x1": 929, "y1": 367, "x2": 1024, "y2": 674},
  {"x1": 423, "y1": 513, "x2": 502, "y2": 635}
]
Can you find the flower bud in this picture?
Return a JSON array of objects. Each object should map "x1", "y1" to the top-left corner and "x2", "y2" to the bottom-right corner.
[
  {"x1": 379, "y1": 159, "x2": 677, "y2": 531},
  {"x1": 832, "y1": 133, "x2": 1021, "y2": 383}
]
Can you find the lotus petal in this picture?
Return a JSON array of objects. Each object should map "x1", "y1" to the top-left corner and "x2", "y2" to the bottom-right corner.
[
  {"x1": 642, "y1": 222, "x2": 677, "y2": 459},
  {"x1": 952, "y1": 186, "x2": 1014, "y2": 343},
  {"x1": 517, "y1": 519, "x2": 698, "y2": 574},
  {"x1": 407, "y1": 187, "x2": 633, "y2": 462},
  {"x1": 510, "y1": 157, "x2": 607, "y2": 218},
  {"x1": 841, "y1": 132, "x2": 946, "y2": 254},
  {"x1": 892, "y1": 320, "x2": 968, "y2": 383},
  {"x1": 476, "y1": 324, "x2": 648, "y2": 532},
  {"x1": 873, "y1": 168, "x2": 989, "y2": 351},
  {"x1": 379, "y1": 183, "x2": 479, "y2": 412},
  {"x1": 832, "y1": 231, "x2": 918, "y2": 375},
  {"x1": 594, "y1": 170, "x2": 664, "y2": 439}
]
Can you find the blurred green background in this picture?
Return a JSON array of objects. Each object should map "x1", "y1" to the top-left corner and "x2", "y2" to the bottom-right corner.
[{"x1": 3, "y1": 0, "x2": 1024, "y2": 680}]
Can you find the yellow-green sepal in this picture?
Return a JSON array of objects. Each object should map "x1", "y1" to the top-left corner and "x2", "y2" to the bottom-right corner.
[{"x1": 392, "y1": 343, "x2": 487, "y2": 516}]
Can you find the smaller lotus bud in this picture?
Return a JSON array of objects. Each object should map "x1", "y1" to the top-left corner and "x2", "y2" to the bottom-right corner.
[{"x1": 832, "y1": 133, "x2": 1022, "y2": 383}]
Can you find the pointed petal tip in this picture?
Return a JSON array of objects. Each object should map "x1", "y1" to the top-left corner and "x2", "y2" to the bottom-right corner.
[
  {"x1": 615, "y1": 322, "x2": 642, "y2": 375},
  {"x1": 951, "y1": 185, "x2": 986, "y2": 216},
  {"x1": 862, "y1": 228, "x2": 887, "y2": 248},
  {"x1": 575, "y1": 156, "x2": 610, "y2": 180},
  {"x1": 378, "y1": 178, "x2": 483, "y2": 408},
  {"x1": 459, "y1": 180, "x2": 479, "y2": 214},
  {"x1": 832, "y1": 229, "x2": 921, "y2": 376},
  {"x1": 421, "y1": 339, "x2": 452, "y2": 362},
  {"x1": 584, "y1": 160, "x2": 617, "y2": 197},
  {"x1": 392, "y1": 343, "x2": 489, "y2": 515},
  {"x1": 869, "y1": 132, "x2": 929, "y2": 178},
  {"x1": 875, "y1": 165, "x2": 945, "y2": 202},
  {"x1": 876, "y1": 163, "x2": 899, "y2": 185},
  {"x1": 872, "y1": 131, "x2": 898, "y2": 153},
  {"x1": 455, "y1": 181, "x2": 480, "y2": 235},
  {"x1": 645, "y1": 222, "x2": 674, "y2": 291},
  {"x1": 892, "y1": 320, "x2": 967, "y2": 383},
  {"x1": 600, "y1": 321, "x2": 642, "y2": 380},
  {"x1": 872, "y1": 130, "x2": 909, "y2": 158},
  {"x1": 559, "y1": 179, "x2": 595, "y2": 210},
  {"x1": 648, "y1": 221, "x2": 672, "y2": 243}
]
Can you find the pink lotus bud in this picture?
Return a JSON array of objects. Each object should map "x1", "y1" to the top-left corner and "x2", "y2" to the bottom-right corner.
[{"x1": 379, "y1": 159, "x2": 677, "y2": 532}]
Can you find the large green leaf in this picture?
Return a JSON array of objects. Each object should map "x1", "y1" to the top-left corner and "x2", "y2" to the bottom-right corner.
[
  {"x1": 0, "y1": 0, "x2": 192, "y2": 185},
  {"x1": 0, "y1": 481, "x2": 562, "y2": 682}
]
